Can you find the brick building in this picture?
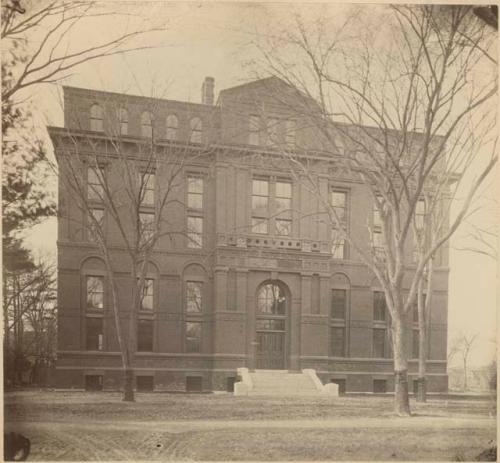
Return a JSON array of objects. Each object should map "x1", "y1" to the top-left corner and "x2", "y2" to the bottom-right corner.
[{"x1": 49, "y1": 76, "x2": 448, "y2": 393}]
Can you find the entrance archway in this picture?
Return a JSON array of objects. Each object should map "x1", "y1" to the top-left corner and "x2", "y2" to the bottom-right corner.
[{"x1": 255, "y1": 281, "x2": 288, "y2": 369}]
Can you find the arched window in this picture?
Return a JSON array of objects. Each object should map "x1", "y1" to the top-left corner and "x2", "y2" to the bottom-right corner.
[
  {"x1": 90, "y1": 104, "x2": 103, "y2": 132},
  {"x1": 141, "y1": 111, "x2": 153, "y2": 138},
  {"x1": 257, "y1": 283, "x2": 286, "y2": 315},
  {"x1": 190, "y1": 117, "x2": 202, "y2": 143},
  {"x1": 166, "y1": 114, "x2": 178, "y2": 141},
  {"x1": 117, "y1": 108, "x2": 128, "y2": 135}
]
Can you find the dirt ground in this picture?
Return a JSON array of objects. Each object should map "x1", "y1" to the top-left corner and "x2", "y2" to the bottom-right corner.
[{"x1": 4, "y1": 391, "x2": 497, "y2": 461}]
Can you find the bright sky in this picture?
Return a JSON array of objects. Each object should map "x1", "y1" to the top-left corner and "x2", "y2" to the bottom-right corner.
[{"x1": 19, "y1": 2, "x2": 497, "y2": 368}]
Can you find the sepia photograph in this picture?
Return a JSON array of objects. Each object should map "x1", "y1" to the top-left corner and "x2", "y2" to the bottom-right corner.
[{"x1": 2, "y1": 1, "x2": 498, "y2": 461}]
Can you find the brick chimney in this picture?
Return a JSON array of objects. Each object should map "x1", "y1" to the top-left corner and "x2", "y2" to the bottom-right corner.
[{"x1": 201, "y1": 76, "x2": 214, "y2": 105}]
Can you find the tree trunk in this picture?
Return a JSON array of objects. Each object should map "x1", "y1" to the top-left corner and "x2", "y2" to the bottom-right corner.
[
  {"x1": 463, "y1": 357, "x2": 467, "y2": 391},
  {"x1": 393, "y1": 319, "x2": 411, "y2": 416},
  {"x1": 123, "y1": 367, "x2": 135, "y2": 402},
  {"x1": 102, "y1": 250, "x2": 135, "y2": 402}
]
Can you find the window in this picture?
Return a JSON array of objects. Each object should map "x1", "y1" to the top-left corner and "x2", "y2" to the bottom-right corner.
[
  {"x1": 187, "y1": 216, "x2": 203, "y2": 248},
  {"x1": 276, "y1": 181, "x2": 292, "y2": 236},
  {"x1": 85, "y1": 375, "x2": 103, "y2": 391},
  {"x1": 88, "y1": 208, "x2": 104, "y2": 239},
  {"x1": 140, "y1": 279, "x2": 154, "y2": 311},
  {"x1": 186, "y1": 281, "x2": 202, "y2": 313},
  {"x1": 412, "y1": 329, "x2": 419, "y2": 359},
  {"x1": 137, "y1": 319, "x2": 153, "y2": 352},
  {"x1": 275, "y1": 219, "x2": 292, "y2": 236},
  {"x1": 249, "y1": 115, "x2": 261, "y2": 145},
  {"x1": 141, "y1": 173, "x2": 155, "y2": 206},
  {"x1": 141, "y1": 111, "x2": 153, "y2": 138},
  {"x1": 117, "y1": 108, "x2": 128, "y2": 135},
  {"x1": 275, "y1": 181, "x2": 292, "y2": 213},
  {"x1": 331, "y1": 327, "x2": 345, "y2": 357},
  {"x1": 415, "y1": 199, "x2": 426, "y2": 231},
  {"x1": 373, "y1": 197, "x2": 385, "y2": 259},
  {"x1": 186, "y1": 175, "x2": 203, "y2": 248},
  {"x1": 86, "y1": 318, "x2": 103, "y2": 350},
  {"x1": 187, "y1": 176, "x2": 203, "y2": 209},
  {"x1": 137, "y1": 376, "x2": 154, "y2": 391},
  {"x1": 185, "y1": 321, "x2": 201, "y2": 353},
  {"x1": 86, "y1": 276, "x2": 104, "y2": 310},
  {"x1": 166, "y1": 114, "x2": 178, "y2": 140},
  {"x1": 87, "y1": 167, "x2": 104, "y2": 201},
  {"x1": 285, "y1": 120, "x2": 296, "y2": 147},
  {"x1": 90, "y1": 104, "x2": 103, "y2": 132},
  {"x1": 331, "y1": 289, "x2": 346, "y2": 319},
  {"x1": 186, "y1": 375, "x2": 203, "y2": 391},
  {"x1": 373, "y1": 328, "x2": 386, "y2": 358},
  {"x1": 190, "y1": 117, "x2": 202, "y2": 143},
  {"x1": 251, "y1": 179, "x2": 269, "y2": 234},
  {"x1": 373, "y1": 379, "x2": 387, "y2": 393},
  {"x1": 139, "y1": 212, "x2": 155, "y2": 243},
  {"x1": 373, "y1": 291, "x2": 386, "y2": 321},
  {"x1": 331, "y1": 190, "x2": 347, "y2": 259},
  {"x1": 257, "y1": 283, "x2": 286, "y2": 315}
]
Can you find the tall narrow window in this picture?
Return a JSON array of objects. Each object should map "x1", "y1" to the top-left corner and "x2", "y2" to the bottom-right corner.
[
  {"x1": 190, "y1": 117, "x2": 202, "y2": 143},
  {"x1": 186, "y1": 281, "x2": 203, "y2": 313},
  {"x1": 137, "y1": 319, "x2": 153, "y2": 352},
  {"x1": 331, "y1": 190, "x2": 347, "y2": 259},
  {"x1": 86, "y1": 276, "x2": 104, "y2": 310},
  {"x1": 412, "y1": 329, "x2": 419, "y2": 359},
  {"x1": 275, "y1": 181, "x2": 292, "y2": 236},
  {"x1": 415, "y1": 199, "x2": 426, "y2": 231},
  {"x1": 187, "y1": 176, "x2": 203, "y2": 209},
  {"x1": 331, "y1": 327, "x2": 346, "y2": 357},
  {"x1": 90, "y1": 104, "x2": 103, "y2": 132},
  {"x1": 413, "y1": 199, "x2": 426, "y2": 262},
  {"x1": 331, "y1": 289, "x2": 347, "y2": 319},
  {"x1": 117, "y1": 108, "x2": 128, "y2": 135},
  {"x1": 166, "y1": 114, "x2": 178, "y2": 140},
  {"x1": 141, "y1": 173, "x2": 155, "y2": 206},
  {"x1": 187, "y1": 216, "x2": 203, "y2": 248},
  {"x1": 140, "y1": 279, "x2": 154, "y2": 311},
  {"x1": 139, "y1": 212, "x2": 155, "y2": 244},
  {"x1": 185, "y1": 321, "x2": 201, "y2": 353},
  {"x1": 251, "y1": 179, "x2": 269, "y2": 234},
  {"x1": 373, "y1": 197, "x2": 385, "y2": 259},
  {"x1": 87, "y1": 167, "x2": 104, "y2": 201},
  {"x1": 88, "y1": 208, "x2": 104, "y2": 240},
  {"x1": 86, "y1": 318, "x2": 103, "y2": 350},
  {"x1": 373, "y1": 291, "x2": 386, "y2": 321},
  {"x1": 249, "y1": 115, "x2": 260, "y2": 146},
  {"x1": 141, "y1": 111, "x2": 153, "y2": 138},
  {"x1": 373, "y1": 328, "x2": 386, "y2": 358}
]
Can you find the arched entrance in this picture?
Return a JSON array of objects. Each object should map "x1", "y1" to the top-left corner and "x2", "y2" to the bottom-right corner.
[{"x1": 255, "y1": 281, "x2": 288, "y2": 369}]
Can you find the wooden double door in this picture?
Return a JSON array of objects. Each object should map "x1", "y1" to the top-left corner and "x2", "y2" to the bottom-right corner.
[{"x1": 256, "y1": 318, "x2": 286, "y2": 369}]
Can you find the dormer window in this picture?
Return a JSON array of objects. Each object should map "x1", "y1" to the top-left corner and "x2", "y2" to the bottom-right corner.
[
  {"x1": 90, "y1": 104, "x2": 103, "y2": 132},
  {"x1": 141, "y1": 111, "x2": 153, "y2": 138},
  {"x1": 190, "y1": 117, "x2": 202, "y2": 143},
  {"x1": 117, "y1": 108, "x2": 128, "y2": 135},
  {"x1": 166, "y1": 114, "x2": 178, "y2": 141}
]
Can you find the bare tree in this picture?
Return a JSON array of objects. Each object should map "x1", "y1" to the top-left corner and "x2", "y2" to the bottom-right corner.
[
  {"x1": 450, "y1": 333, "x2": 479, "y2": 391},
  {"x1": 3, "y1": 255, "x2": 56, "y2": 387},
  {"x1": 250, "y1": 5, "x2": 497, "y2": 415},
  {"x1": 50, "y1": 89, "x2": 217, "y2": 401},
  {"x1": 1, "y1": 1, "x2": 164, "y2": 103}
]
